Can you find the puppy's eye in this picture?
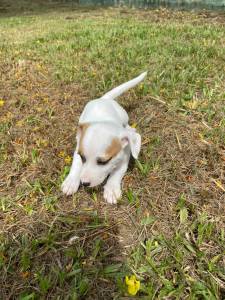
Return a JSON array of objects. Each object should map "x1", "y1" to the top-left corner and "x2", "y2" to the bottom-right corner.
[
  {"x1": 80, "y1": 154, "x2": 86, "y2": 163},
  {"x1": 97, "y1": 157, "x2": 111, "y2": 165}
]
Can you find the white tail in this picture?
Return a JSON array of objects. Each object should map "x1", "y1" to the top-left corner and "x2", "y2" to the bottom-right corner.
[{"x1": 102, "y1": 71, "x2": 147, "y2": 100}]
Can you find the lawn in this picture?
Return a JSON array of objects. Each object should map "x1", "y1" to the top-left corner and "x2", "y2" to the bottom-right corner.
[{"x1": 0, "y1": 2, "x2": 225, "y2": 299}]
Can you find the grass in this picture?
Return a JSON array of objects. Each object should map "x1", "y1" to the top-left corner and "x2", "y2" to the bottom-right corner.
[{"x1": 0, "y1": 1, "x2": 225, "y2": 299}]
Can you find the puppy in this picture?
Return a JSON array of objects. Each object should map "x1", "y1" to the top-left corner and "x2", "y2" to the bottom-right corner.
[{"x1": 61, "y1": 72, "x2": 147, "y2": 204}]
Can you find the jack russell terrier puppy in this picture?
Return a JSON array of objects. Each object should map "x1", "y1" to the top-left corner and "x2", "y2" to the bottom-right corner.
[{"x1": 61, "y1": 71, "x2": 147, "y2": 204}]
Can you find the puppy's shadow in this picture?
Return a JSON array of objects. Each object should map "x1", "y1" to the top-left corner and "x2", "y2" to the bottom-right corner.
[
  {"x1": 1, "y1": 210, "x2": 123, "y2": 298},
  {"x1": 122, "y1": 101, "x2": 138, "y2": 113},
  {"x1": 128, "y1": 156, "x2": 136, "y2": 172}
]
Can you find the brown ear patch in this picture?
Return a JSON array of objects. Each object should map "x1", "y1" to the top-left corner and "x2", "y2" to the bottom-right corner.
[
  {"x1": 77, "y1": 123, "x2": 90, "y2": 155},
  {"x1": 105, "y1": 138, "x2": 122, "y2": 160}
]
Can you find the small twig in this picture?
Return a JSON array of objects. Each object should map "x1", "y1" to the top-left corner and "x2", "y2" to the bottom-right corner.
[
  {"x1": 61, "y1": 132, "x2": 76, "y2": 143},
  {"x1": 78, "y1": 221, "x2": 123, "y2": 242},
  {"x1": 211, "y1": 178, "x2": 225, "y2": 192},
  {"x1": 141, "y1": 138, "x2": 150, "y2": 146},
  {"x1": 202, "y1": 120, "x2": 212, "y2": 130},
  {"x1": 122, "y1": 205, "x2": 139, "y2": 230},
  {"x1": 175, "y1": 130, "x2": 182, "y2": 151},
  {"x1": 208, "y1": 271, "x2": 225, "y2": 289},
  {"x1": 200, "y1": 139, "x2": 212, "y2": 146},
  {"x1": 149, "y1": 95, "x2": 166, "y2": 105}
]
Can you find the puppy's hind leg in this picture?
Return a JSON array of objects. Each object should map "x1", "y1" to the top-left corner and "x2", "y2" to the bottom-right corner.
[{"x1": 61, "y1": 152, "x2": 82, "y2": 195}]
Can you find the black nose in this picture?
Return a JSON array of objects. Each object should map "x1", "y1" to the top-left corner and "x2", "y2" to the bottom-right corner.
[{"x1": 82, "y1": 181, "x2": 90, "y2": 187}]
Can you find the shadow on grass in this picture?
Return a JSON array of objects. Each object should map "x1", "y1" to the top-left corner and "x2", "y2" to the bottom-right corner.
[{"x1": 0, "y1": 211, "x2": 125, "y2": 299}]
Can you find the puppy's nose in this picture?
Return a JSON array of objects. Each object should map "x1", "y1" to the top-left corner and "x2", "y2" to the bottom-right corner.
[{"x1": 82, "y1": 181, "x2": 90, "y2": 187}]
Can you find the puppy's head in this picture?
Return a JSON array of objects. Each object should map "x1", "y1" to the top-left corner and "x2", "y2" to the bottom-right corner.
[{"x1": 77, "y1": 122, "x2": 141, "y2": 187}]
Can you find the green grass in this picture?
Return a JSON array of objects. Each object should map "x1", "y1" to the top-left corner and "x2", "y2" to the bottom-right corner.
[
  {"x1": 128, "y1": 198, "x2": 224, "y2": 299},
  {"x1": 0, "y1": 2, "x2": 225, "y2": 299}
]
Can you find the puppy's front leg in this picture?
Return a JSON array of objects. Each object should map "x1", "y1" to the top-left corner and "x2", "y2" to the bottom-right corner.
[
  {"x1": 61, "y1": 152, "x2": 82, "y2": 195},
  {"x1": 104, "y1": 156, "x2": 129, "y2": 204}
]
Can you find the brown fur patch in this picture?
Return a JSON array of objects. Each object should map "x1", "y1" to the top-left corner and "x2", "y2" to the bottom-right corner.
[
  {"x1": 105, "y1": 138, "x2": 122, "y2": 160},
  {"x1": 78, "y1": 123, "x2": 90, "y2": 155}
]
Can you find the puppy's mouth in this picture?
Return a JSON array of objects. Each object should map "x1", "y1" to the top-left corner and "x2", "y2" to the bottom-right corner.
[{"x1": 81, "y1": 174, "x2": 110, "y2": 189}]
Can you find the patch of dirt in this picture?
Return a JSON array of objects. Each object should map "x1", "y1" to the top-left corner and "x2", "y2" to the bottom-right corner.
[{"x1": 123, "y1": 8, "x2": 225, "y2": 25}]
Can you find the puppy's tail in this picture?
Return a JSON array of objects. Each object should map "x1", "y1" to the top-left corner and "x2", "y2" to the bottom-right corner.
[{"x1": 102, "y1": 71, "x2": 147, "y2": 100}]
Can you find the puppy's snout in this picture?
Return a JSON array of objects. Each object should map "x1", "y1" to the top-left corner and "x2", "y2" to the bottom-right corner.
[{"x1": 82, "y1": 181, "x2": 91, "y2": 187}]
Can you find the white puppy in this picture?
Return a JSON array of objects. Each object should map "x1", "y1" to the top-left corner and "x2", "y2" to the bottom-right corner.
[{"x1": 61, "y1": 72, "x2": 147, "y2": 204}]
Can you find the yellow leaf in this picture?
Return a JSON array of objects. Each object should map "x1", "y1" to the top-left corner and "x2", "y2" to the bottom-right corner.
[
  {"x1": 20, "y1": 271, "x2": 30, "y2": 279},
  {"x1": 212, "y1": 179, "x2": 225, "y2": 192},
  {"x1": 38, "y1": 139, "x2": 48, "y2": 147},
  {"x1": 64, "y1": 156, "x2": 72, "y2": 164},
  {"x1": 0, "y1": 99, "x2": 5, "y2": 106},
  {"x1": 16, "y1": 120, "x2": 24, "y2": 127},
  {"x1": 36, "y1": 107, "x2": 43, "y2": 112},
  {"x1": 138, "y1": 83, "x2": 144, "y2": 91},
  {"x1": 185, "y1": 100, "x2": 198, "y2": 110},
  {"x1": 58, "y1": 151, "x2": 65, "y2": 158},
  {"x1": 131, "y1": 123, "x2": 137, "y2": 128}
]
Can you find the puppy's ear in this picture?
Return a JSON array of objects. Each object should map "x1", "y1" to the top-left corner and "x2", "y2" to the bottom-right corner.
[
  {"x1": 76, "y1": 123, "x2": 90, "y2": 151},
  {"x1": 120, "y1": 127, "x2": 141, "y2": 159}
]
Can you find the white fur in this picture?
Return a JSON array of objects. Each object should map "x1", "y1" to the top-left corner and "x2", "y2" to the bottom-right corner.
[{"x1": 61, "y1": 72, "x2": 147, "y2": 204}]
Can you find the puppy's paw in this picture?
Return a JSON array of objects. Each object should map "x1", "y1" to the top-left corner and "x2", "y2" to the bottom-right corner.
[
  {"x1": 103, "y1": 183, "x2": 121, "y2": 204},
  {"x1": 61, "y1": 174, "x2": 80, "y2": 196}
]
